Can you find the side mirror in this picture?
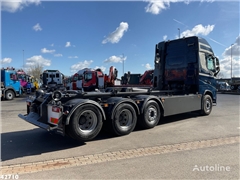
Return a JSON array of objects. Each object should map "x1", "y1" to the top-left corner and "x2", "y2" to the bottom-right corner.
[
  {"x1": 155, "y1": 53, "x2": 160, "y2": 64},
  {"x1": 214, "y1": 57, "x2": 220, "y2": 76},
  {"x1": 155, "y1": 45, "x2": 160, "y2": 64}
]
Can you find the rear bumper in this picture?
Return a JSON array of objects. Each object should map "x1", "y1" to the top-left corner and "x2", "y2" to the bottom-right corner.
[{"x1": 18, "y1": 112, "x2": 57, "y2": 131}]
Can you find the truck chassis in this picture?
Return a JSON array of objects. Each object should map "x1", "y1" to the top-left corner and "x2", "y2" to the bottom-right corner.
[{"x1": 19, "y1": 88, "x2": 213, "y2": 141}]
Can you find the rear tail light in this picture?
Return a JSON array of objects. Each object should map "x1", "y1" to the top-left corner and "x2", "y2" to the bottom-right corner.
[{"x1": 52, "y1": 106, "x2": 61, "y2": 113}]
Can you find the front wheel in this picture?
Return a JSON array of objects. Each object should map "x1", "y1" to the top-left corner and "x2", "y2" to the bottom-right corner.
[
  {"x1": 5, "y1": 90, "x2": 14, "y2": 100},
  {"x1": 200, "y1": 95, "x2": 212, "y2": 116},
  {"x1": 111, "y1": 103, "x2": 137, "y2": 136},
  {"x1": 68, "y1": 104, "x2": 103, "y2": 141}
]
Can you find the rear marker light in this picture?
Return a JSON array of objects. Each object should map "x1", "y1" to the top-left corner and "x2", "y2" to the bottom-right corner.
[
  {"x1": 103, "y1": 103, "x2": 108, "y2": 107},
  {"x1": 52, "y1": 106, "x2": 61, "y2": 113},
  {"x1": 50, "y1": 117, "x2": 59, "y2": 124},
  {"x1": 63, "y1": 110, "x2": 69, "y2": 115}
]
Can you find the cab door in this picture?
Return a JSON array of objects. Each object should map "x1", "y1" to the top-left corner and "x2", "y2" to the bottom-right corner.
[{"x1": 198, "y1": 52, "x2": 217, "y2": 103}]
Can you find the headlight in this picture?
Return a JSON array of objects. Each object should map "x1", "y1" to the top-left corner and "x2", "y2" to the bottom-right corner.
[{"x1": 52, "y1": 90, "x2": 62, "y2": 101}]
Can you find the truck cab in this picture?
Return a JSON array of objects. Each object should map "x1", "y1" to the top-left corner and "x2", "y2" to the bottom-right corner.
[
  {"x1": 153, "y1": 36, "x2": 220, "y2": 102},
  {"x1": 40, "y1": 70, "x2": 65, "y2": 92},
  {"x1": 1, "y1": 68, "x2": 22, "y2": 100},
  {"x1": 82, "y1": 69, "x2": 105, "y2": 91}
]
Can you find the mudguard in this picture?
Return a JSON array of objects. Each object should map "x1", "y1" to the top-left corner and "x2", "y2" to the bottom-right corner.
[
  {"x1": 104, "y1": 97, "x2": 140, "y2": 120},
  {"x1": 133, "y1": 95, "x2": 164, "y2": 115},
  {"x1": 65, "y1": 99, "x2": 106, "y2": 125},
  {"x1": 203, "y1": 90, "x2": 214, "y2": 104}
]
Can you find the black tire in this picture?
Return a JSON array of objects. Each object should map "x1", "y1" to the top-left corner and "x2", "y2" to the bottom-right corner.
[
  {"x1": 5, "y1": 90, "x2": 14, "y2": 100},
  {"x1": 65, "y1": 125, "x2": 76, "y2": 139},
  {"x1": 201, "y1": 95, "x2": 212, "y2": 116},
  {"x1": 111, "y1": 103, "x2": 137, "y2": 136},
  {"x1": 230, "y1": 85, "x2": 235, "y2": 90},
  {"x1": 68, "y1": 104, "x2": 103, "y2": 141},
  {"x1": 139, "y1": 100, "x2": 161, "y2": 129}
]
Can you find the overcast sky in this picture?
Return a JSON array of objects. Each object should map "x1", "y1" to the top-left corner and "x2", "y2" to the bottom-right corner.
[{"x1": 1, "y1": 0, "x2": 239, "y2": 78}]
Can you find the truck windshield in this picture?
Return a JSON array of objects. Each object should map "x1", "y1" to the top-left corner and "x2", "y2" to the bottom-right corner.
[
  {"x1": 73, "y1": 76, "x2": 78, "y2": 81},
  {"x1": 84, "y1": 73, "x2": 92, "y2": 81},
  {"x1": 17, "y1": 74, "x2": 27, "y2": 81},
  {"x1": 78, "y1": 75, "x2": 83, "y2": 80}
]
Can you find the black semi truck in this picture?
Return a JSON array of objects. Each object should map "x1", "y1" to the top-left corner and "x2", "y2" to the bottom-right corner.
[{"x1": 19, "y1": 36, "x2": 220, "y2": 141}]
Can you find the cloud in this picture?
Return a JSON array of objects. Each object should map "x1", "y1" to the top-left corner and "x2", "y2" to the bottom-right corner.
[
  {"x1": 33, "y1": 23, "x2": 42, "y2": 31},
  {"x1": 200, "y1": 0, "x2": 215, "y2": 3},
  {"x1": 144, "y1": 0, "x2": 179, "y2": 15},
  {"x1": 68, "y1": 56, "x2": 78, "y2": 59},
  {"x1": 144, "y1": 0, "x2": 214, "y2": 15},
  {"x1": 95, "y1": 66, "x2": 106, "y2": 72},
  {"x1": 220, "y1": 35, "x2": 240, "y2": 78},
  {"x1": 70, "y1": 60, "x2": 93, "y2": 73},
  {"x1": 222, "y1": 35, "x2": 240, "y2": 57},
  {"x1": 25, "y1": 55, "x2": 51, "y2": 67},
  {"x1": 142, "y1": 63, "x2": 153, "y2": 70},
  {"x1": 104, "y1": 55, "x2": 127, "y2": 63},
  {"x1": 1, "y1": 0, "x2": 41, "y2": 13},
  {"x1": 41, "y1": 48, "x2": 55, "y2": 54},
  {"x1": 54, "y1": 54, "x2": 63, "y2": 57},
  {"x1": 163, "y1": 35, "x2": 167, "y2": 41},
  {"x1": 180, "y1": 24, "x2": 214, "y2": 38},
  {"x1": 65, "y1": 42, "x2": 71, "y2": 47},
  {"x1": 219, "y1": 57, "x2": 240, "y2": 78},
  {"x1": 102, "y1": 22, "x2": 129, "y2": 44},
  {"x1": 145, "y1": 63, "x2": 152, "y2": 70},
  {"x1": 1, "y1": 58, "x2": 12, "y2": 64},
  {"x1": 50, "y1": 43, "x2": 54, "y2": 47}
]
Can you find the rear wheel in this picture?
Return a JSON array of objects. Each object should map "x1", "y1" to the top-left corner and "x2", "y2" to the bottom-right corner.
[
  {"x1": 139, "y1": 100, "x2": 161, "y2": 129},
  {"x1": 111, "y1": 103, "x2": 137, "y2": 136},
  {"x1": 230, "y1": 85, "x2": 235, "y2": 90},
  {"x1": 5, "y1": 90, "x2": 14, "y2": 100},
  {"x1": 68, "y1": 105, "x2": 103, "y2": 141},
  {"x1": 201, "y1": 95, "x2": 212, "y2": 116}
]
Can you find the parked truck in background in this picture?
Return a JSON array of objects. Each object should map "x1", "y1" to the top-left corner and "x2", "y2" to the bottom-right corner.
[
  {"x1": 19, "y1": 36, "x2": 220, "y2": 141},
  {"x1": 82, "y1": 66, "x2": 118, "y2": 91},
  {"x1": 40, "y1": 70, "x2": 65, "y2": 92},
  {"x1": 1, "y1": 68, "x2": 22, "y2": 100},
  {"x1": 121, "y1": 70, "x2": 153, "y2": 85},
  {"x1": 69, "y1": 68, "x2": 91, "y2": 90},
  {"x1": 229, "y1": 77, "x2": 240, "y2": 91},
  {"x1": 16, "y1": 69, "x2": 28, "y2": 93}
]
